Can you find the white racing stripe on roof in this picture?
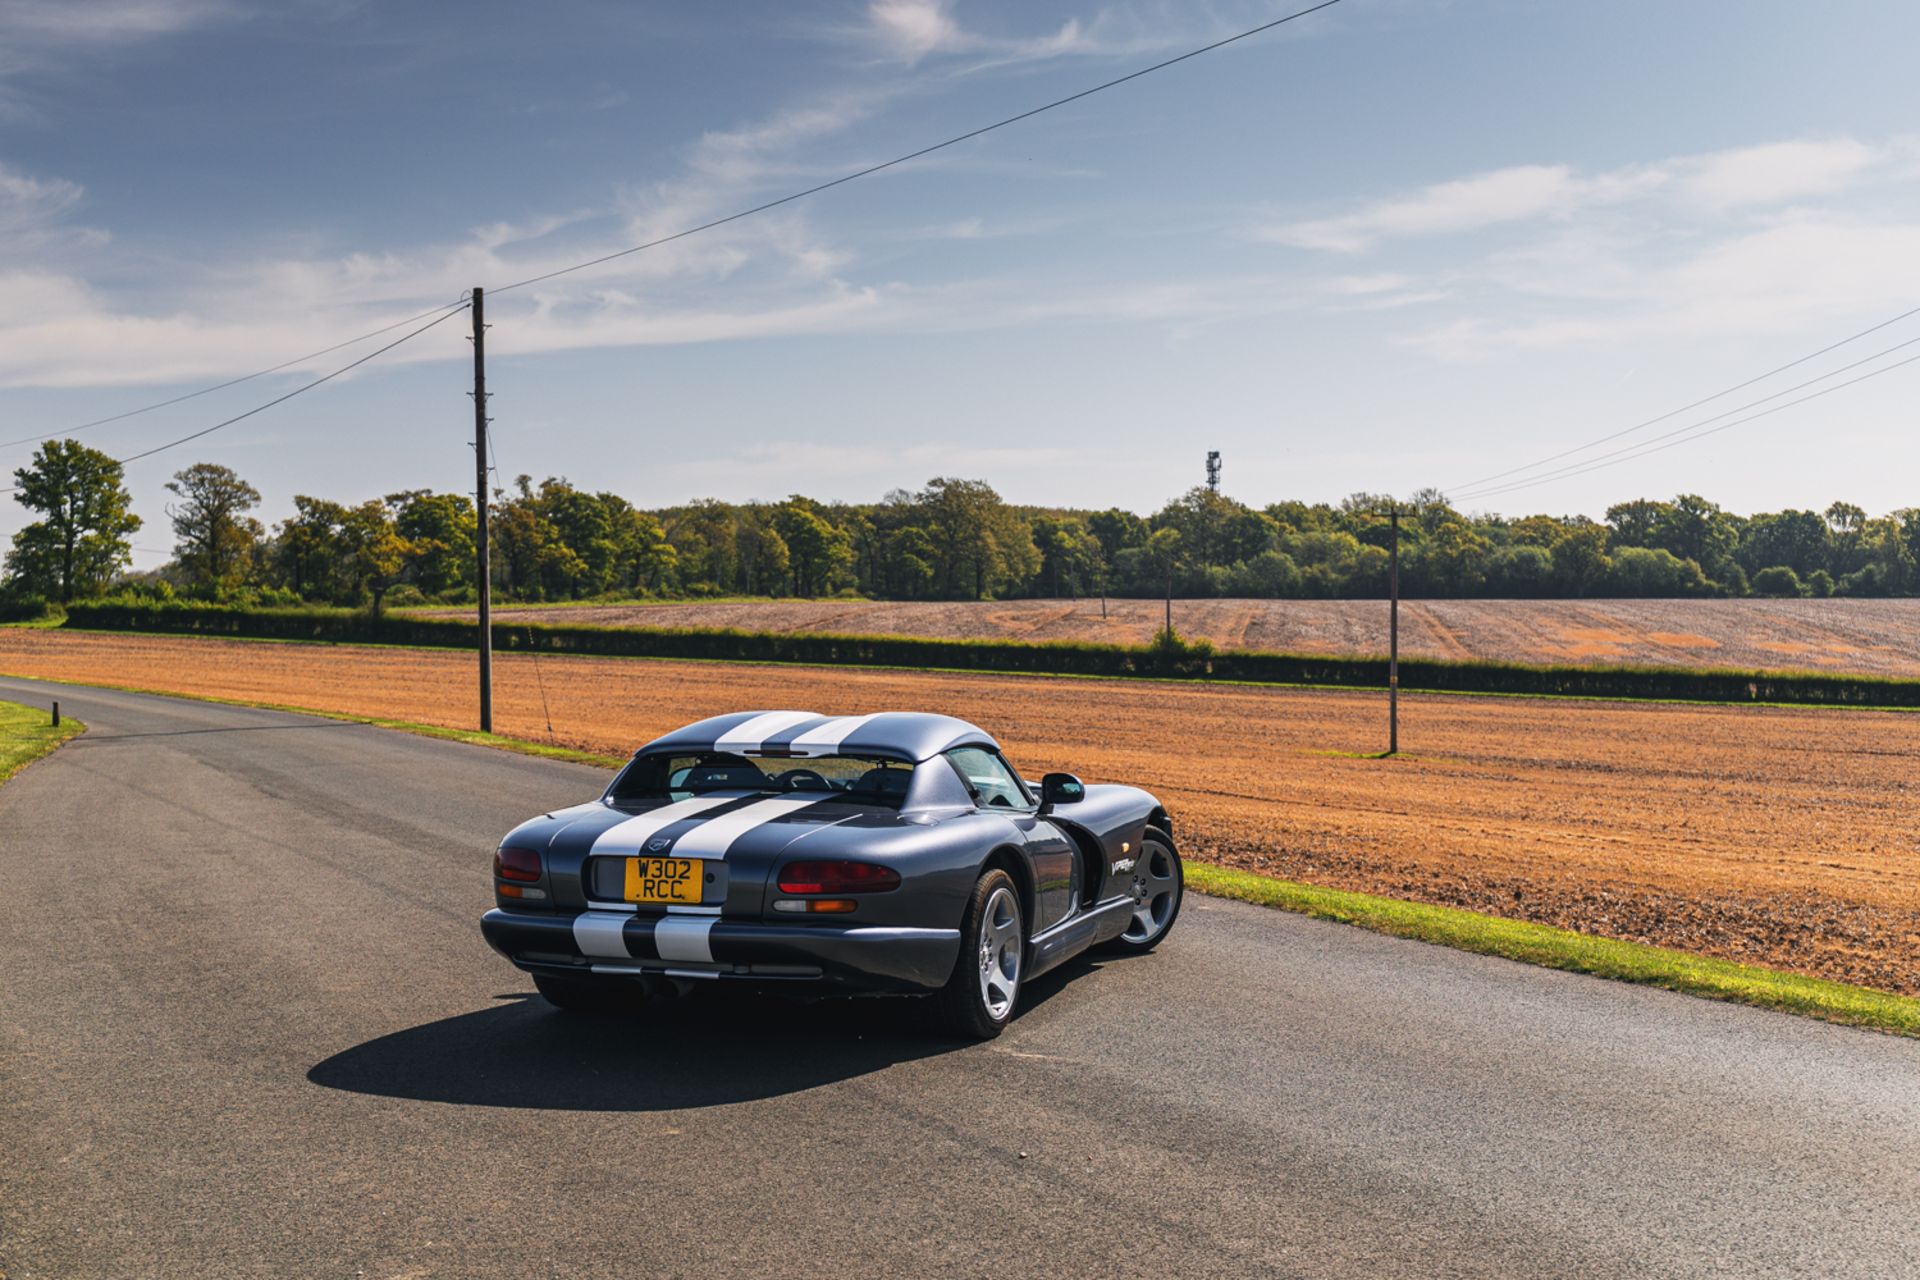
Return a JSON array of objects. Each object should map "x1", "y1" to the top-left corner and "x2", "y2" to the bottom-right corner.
[
  {"x1": 713, "y1": 710, "x2": 819, "y2": 753},
  {"x1": 589, "y1": 793, "x2": 739, "y2": 856},
  {"x1": 670, "y1": 794, "x2": 822, "y2": 859},
  {"x1": 787, "y1": 713, "x2": 879, "y2": 756}
]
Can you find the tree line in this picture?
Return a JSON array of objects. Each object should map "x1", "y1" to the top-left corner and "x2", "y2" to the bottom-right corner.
[{"x1": 6, "y1": 439, "x2": 1919, "y2": 609}]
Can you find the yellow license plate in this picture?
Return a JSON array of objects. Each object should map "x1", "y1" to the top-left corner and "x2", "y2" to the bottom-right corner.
[{"x1": 623, "y1": 856, "x2": 705, "y2": 905}]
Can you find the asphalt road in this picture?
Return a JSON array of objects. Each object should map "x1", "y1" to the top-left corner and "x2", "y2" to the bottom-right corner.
[{"x1": 2, "y1": 678, "x2": 1917, "y2": 1280}]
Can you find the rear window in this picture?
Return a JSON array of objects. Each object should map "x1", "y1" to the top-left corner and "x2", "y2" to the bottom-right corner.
[{"x1": 609, "y1": 752, "x2": 914, "y2": 809}]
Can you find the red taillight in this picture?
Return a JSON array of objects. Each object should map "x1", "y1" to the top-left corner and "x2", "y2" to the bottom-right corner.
[
  {"x1": 777, "y1": 860, "x2": 901, "y2": 895},
  {"x1": 495, "y1": 847, "x2": 542, "y2": 883}
]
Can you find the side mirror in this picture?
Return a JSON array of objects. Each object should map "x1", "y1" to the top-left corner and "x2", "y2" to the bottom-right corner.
[{"x1": 1040, "y1": 772, "x2": 1085, "y2": 808}]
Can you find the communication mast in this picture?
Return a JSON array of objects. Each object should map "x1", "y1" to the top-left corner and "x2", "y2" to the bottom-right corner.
[{"x1": 1205, "y1": 450, "x2": 1222, "y2": 492}]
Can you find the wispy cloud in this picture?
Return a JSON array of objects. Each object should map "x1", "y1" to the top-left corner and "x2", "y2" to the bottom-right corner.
[
  {"x1": 1247, "y1": 134, "x2": 1920, "y2": 359},
  {"x1": 0, "y1": 161, "x2": 83, "y2": 232},
  {"x1": 1678, "y1": 138, "x2": 1883, "y2": 210},
  {"x1": 1403, "y1": 212, "x2": 1920, "y2": 360},
  {"x1": 1259, "y1": 163, "x2": 1658, "y2": 252},
  {"x1": 1256, "y1": 137, "x2": 1906, "y2": 253},
  {"x1": 848, "y1": 0, "x2": 1275, "y2": 69},
  {"x1": 0, "y1": 0, "x2": 240, "y2": 117},
  {"x1": 0, "y1": 0, "x2": 235, "y2": 46}
]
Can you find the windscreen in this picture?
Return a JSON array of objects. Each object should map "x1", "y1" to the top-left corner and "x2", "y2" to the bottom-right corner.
[{"x1": 609, "y1": 752, "x2": 915, "y2": 809}]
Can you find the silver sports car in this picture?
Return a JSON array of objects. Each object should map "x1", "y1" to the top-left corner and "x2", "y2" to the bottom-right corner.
[{"x1": 479, "y1": 709, "x2": 1183, "y2": 1037}]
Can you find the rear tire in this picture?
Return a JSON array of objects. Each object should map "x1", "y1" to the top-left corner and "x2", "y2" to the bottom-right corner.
[
  {"x1": 1097, "y1": 832, "x2": 1182, "y2": 954},
  {"x1": 935, "y1": 868, "x2": 1024, "y2": 1040},
  {"x1": 533, "y1": 972, "x2": 636, "y2": 1013}
]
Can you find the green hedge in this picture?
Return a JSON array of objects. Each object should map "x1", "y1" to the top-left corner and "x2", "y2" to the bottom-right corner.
[{"x1": 58, "y1": 599, "x2": 1920, "y2": 708}]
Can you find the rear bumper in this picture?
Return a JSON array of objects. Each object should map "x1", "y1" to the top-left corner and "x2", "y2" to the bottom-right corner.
[{"x1": 480, "y1": 907, "x2": 961, "y2": 992}]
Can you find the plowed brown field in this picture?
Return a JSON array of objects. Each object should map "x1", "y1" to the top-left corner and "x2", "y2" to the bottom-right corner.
[
  {"x1": 5, "y1": 628, "x2": 1916, "y2": 994},
  {"x1": 424, "y1": 597, "x2": 1920, "y2": 677}
]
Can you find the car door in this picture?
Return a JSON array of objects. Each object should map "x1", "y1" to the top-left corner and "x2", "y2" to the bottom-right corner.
[{"x1": 945, "y1": 746, "x2": 1077, "y2": 934}]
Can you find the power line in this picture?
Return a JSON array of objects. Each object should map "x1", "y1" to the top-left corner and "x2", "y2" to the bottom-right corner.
[
  {"x1": 1452, "y1": 331, "x2": 1920, "y2": 501},
  {"x1": 1453, "y1": 349, "x2": 1920, "y2": 504},
  {"x1": 1446, "y1": 301, "x2": 1920, "y2": 494},
  {"x1": 2, "y1": 305, "x2": 470, "y2": 495},
  {"x1": 4, "y1": 1, "x2": 1344, "y2": 462},
  {"x1": 0, "y1": 294, "x2": 472, "y2": 454},
  {"x1": 490, "y1": 0, "x2": 1347, "y2": 296}
]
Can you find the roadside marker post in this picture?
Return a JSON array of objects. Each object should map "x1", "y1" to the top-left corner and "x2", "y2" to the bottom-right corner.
[{"x1": 51, "y1": 701, "x2": 59, "y2": 728}]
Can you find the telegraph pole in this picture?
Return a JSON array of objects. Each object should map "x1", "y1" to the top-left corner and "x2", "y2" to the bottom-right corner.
[
  {"x1": 470, "y1": 287, "x2": 492, "y2": 734},
  {"x1": 1387, "y1": 508, "x2": 1401, "y2": 755}
]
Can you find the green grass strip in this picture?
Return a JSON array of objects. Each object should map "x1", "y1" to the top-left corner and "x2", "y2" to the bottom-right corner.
[
  {"x1": 0, "y1": 697, "x2": 83, "y2": 785},
  {"x1": 1187, "y1": 863, "x2": 1920, "y2": 1038}
]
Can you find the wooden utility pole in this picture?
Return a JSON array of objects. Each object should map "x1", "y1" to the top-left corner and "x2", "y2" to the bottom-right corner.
[
  {"x1": 1387, "y1": 508, "x2": 1401, "y2": 755},
  {"x1": 471, "y1": 287, "x2": 492, "y2": 734}
]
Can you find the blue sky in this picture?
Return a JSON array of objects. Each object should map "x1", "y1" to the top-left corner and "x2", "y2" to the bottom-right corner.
[{"x1": 2, "y1": 0, "x2": 1918, "y2": 567}]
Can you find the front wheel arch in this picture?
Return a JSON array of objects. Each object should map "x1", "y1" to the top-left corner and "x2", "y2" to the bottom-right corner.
[{"x1": 1096, "y1": 829, "x2": 1183, "y2": 955}]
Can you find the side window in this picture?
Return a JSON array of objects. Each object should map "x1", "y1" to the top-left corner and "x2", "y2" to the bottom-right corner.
[{"x1": 946, "y1": 747, "x2": 1033, "y2": 811}]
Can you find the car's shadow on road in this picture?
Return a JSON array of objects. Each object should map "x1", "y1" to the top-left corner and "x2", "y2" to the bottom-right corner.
[{"x1": 307, "y1": 959, "x2": 1098, "y2": 1111}]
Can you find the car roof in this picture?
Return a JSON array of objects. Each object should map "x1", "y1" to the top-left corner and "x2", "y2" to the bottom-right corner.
[{"x1": 638, "y1": 710, "x2": 999, "y2": 763}]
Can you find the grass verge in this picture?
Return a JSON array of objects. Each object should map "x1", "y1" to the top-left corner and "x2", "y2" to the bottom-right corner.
[
  {"x1": 0, "y1": 697, "x2": 83, "y2": 785},
  {"x1": 1186, "y1": 863, "x2": 1920, "y2": 1039}
]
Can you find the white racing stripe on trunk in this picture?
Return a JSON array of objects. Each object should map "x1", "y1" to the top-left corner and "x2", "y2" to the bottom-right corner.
[
  {"x1": 713, "y1": 710, "x2": 819, "y2": 754},
  {"x1": 787, "y1": 713, "x2": 878, "y2": 756},
  {"x1": 589, "y1": 793, "x2": 740, "y2": 856},
  {"x1": 573, "y1": 911, "x2": 633, "y2": 959},
  {"x1": 669, "y1": 794, "x2": 823, "y2": 859},
  {"x1": 652, "y1": 916, "x2": 717, "y2": 963},
  {"x1": 576, "y1": 791, "x2": 822, "y2": 963}
]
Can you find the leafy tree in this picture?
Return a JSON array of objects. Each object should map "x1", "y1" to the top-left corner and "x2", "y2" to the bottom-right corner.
[
  {"x1": 339, "y1": 499, "x2": 414, "y2": 615},
  {"x1": 1086, "y1": 508, "x2": 1147, "y2": 561},
  {"x1": 1508, "y1": 515, "x2": 1567, "y2": 549},
  {"x1": 1652, "y1": 494, "x2": 1738, "y2": 579},
  {"x1": 1032, "y1": 515, "x2": 1103, "y2": 597},
  {"x1": 271, "y1": 496, "x2": 350, "y2": 601},
  {"x1": 1739, "y1": 510, "x2": 1829, "y2": 578},
  {"x1": 1605, "y1": 499, "x2": 1672, "y2": 548},
  {"x1": 1416, "y1": 520, "x2": 1493, "y2": 595},
  {"x1": 1824, "y1": 501, "x2": 1868, "y2": 576},
  {"x1": 736, "y1": 513, "x2": 789, "y2": 596},
  {"x1": 5, "y1": 439, "x2": 141, "y2": 602},
  {"x1": 1226, "y1": 548, "x2": 1302, "y2": 597},
  {"x1": 1488, "y1": 544, "x2": 1554, "y2": 596},
  {"x1": 1752, "y1": 565, "x2": 1803, "y2": 597},
  {"x1": 662, "y1": 498, "x2": 741, "y2": 592},
  {"x1": 167, "y1": 462, "x2": 262, "y2": 595},
  {"x1": 1153, "y1": 487, "x2": 1273, "y2": 570},
  {"x1": 1550, "y1": 523, "x2": 1610, "y2": 597},
  {"x1": 773, "y1": 498, "x2": 854, "y2": 596},
  {"x1": 1602, "y1": 547, "x2": 1709, "y2": 597},
  {"x1": 917, "y1": 477, "x2": 1036, "y2": 599},
  {"x1": 392, "y1": 491, "x2": 476, "y2": 597},
  {"x1": 613, "y1": 505, "x2": 678, "y2": 593}
]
